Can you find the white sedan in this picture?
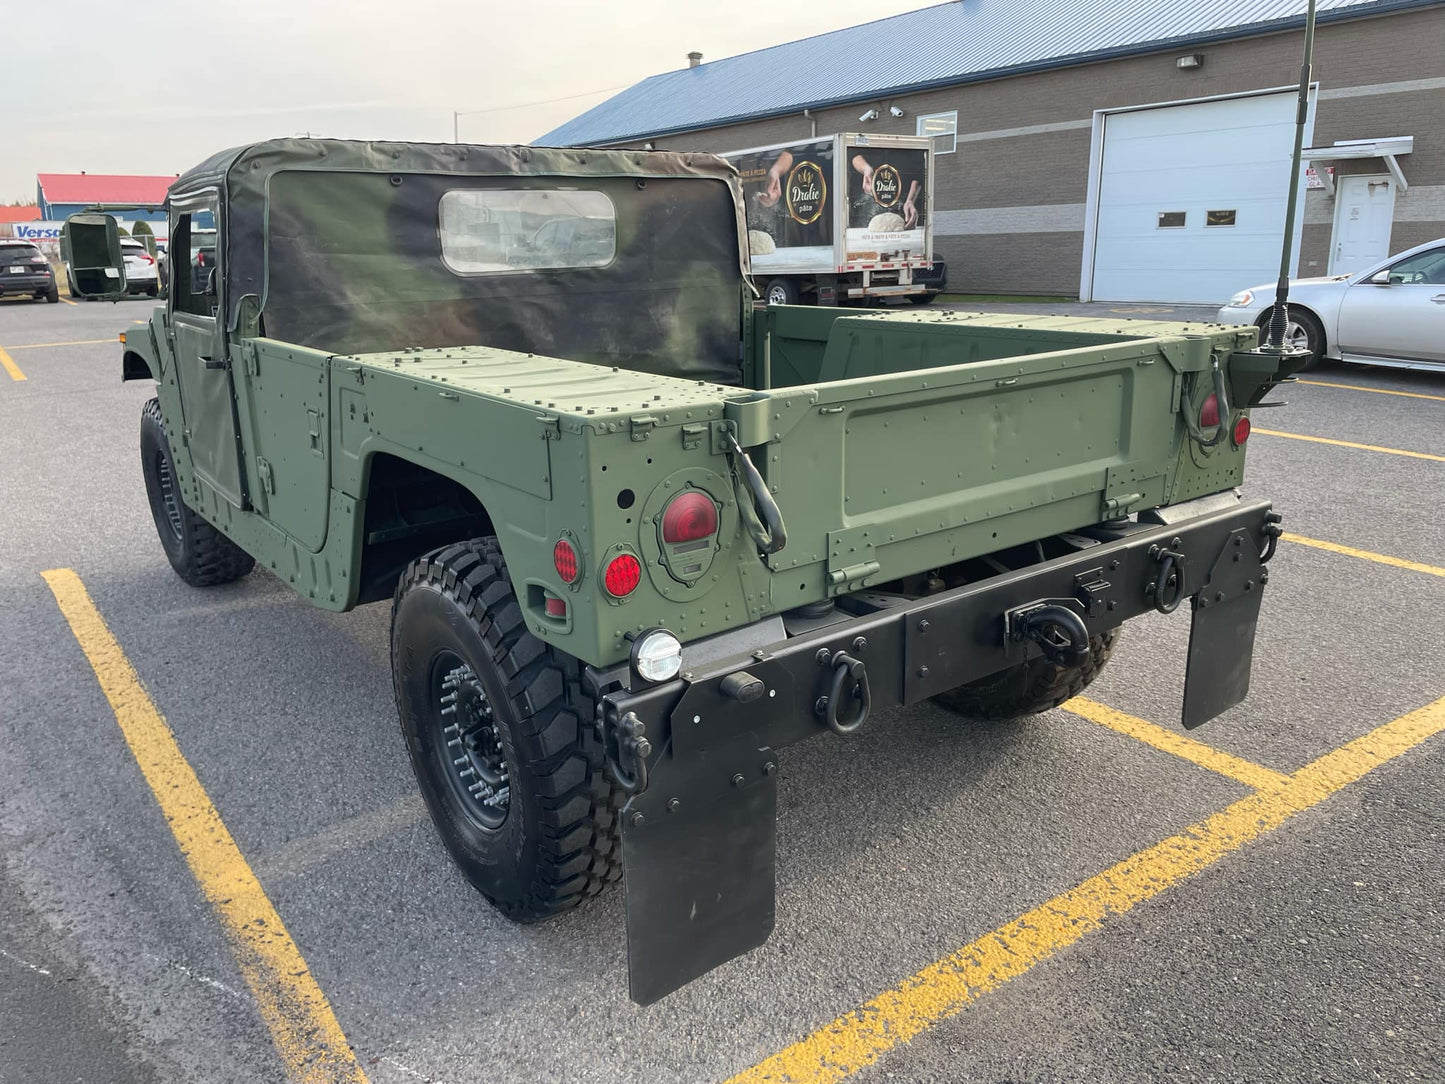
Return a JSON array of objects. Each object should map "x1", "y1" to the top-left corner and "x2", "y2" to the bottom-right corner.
[{"x1": 1217, "y1": 237, "x2": 1445, "y2": 372}]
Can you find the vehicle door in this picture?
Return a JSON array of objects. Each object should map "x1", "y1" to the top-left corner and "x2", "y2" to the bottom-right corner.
[
  {"x1": 168, "y1": 193, "x2": 248, "y2": 507},
  {"x1": 1337, "y1": 245, "x2": 1445, "y2": 364}
]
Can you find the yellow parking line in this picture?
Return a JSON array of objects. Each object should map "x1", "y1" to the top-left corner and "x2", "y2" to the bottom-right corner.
[
  {"x1": 1253, "y1": 428, "x2": 1445, "y2": 462},
  {"x1": 8, "y1": 338, "x2": 114, "y2": 349},
  {"x1": 0, "y1": 345, "x2": 25, "y2": 381},
  {"x1": 60, "y1": 295, "x2": 77, "y2": 306},
  {"x1": 1284, "y1": 533, "x2": 1445, "y2": 579},
  {"x1": 1298, "y1": 379, "x2": 1445, "y2": 403},
  {"x1": 41, "y1": 569, "x2": 369, "y2": 1084},
  {"x1": 727, "y1": 694, "x2": 1445, "y2": 1084},
  {"x1": 1063, "y1": 696, "x2": 1289, "y2": 790}
]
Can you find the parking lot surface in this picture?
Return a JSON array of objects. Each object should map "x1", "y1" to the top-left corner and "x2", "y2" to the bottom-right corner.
[{"x1": 1, "y1": 296, "x2": 1442, "y2": 1083}]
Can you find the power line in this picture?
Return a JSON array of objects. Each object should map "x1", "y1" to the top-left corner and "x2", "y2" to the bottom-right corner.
[{"x1": 454, "y1": 84, "x2": 631, "y2": 118}]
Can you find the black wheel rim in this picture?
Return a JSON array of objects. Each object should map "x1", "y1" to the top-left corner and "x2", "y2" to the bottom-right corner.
[
  {"x1": 429, "y1": 652, "x2": 511, "y2": 830},
  {"x1": 155, "y1": 451, "x2": 184, "y2": 541}
]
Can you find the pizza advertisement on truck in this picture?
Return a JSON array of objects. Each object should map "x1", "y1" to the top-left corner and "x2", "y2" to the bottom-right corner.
[{"x1": 844, "y1": 142, "x2": 927, "y2": 264}]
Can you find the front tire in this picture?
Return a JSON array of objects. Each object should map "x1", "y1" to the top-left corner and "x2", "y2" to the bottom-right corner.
[
  {"x1": 140, "y1": 398, "x2": 255, "y2": 587},
  {"x1": 932, "y1": 630, "x2": 1119, "y2": 720},
  {"x1": 391, "y1": 539, "x2": 622, "y2": 921}
]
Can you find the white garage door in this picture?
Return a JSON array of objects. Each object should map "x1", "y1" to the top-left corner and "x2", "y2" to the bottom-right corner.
[{"x1": 1090, "y1": 91, "x2": 1310, "y2": 304}]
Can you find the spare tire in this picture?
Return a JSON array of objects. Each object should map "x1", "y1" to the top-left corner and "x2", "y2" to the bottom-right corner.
[{"x1": 931, "y1": 630, "x2": 1119, "y2": 720}]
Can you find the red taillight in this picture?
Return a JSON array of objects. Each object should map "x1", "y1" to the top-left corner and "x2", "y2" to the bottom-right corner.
[
  {"x1": 544, "y1": 594, "x2": 568, "y2": 618},
  {"x1": 604, "y1": 553, "x2": 642, "y2": 597},
  {"x1": 1200, "y1": 393, "x2": 1220, "y2": 429},
  {"x1": 142, "y1": 254, "x2": 155, "y2": 265},
  {"x1": 196, "y1": 252, "x2": 205, "y2": 266},
  {"x1": 553, "y1": 538, "x2": 579, "y2": 584},
  {"x1": 1232, "y1": 415, "x2": 1251, "y2": 446},
  {"x1": 661, "y1": 490, "x2": 718, "y2": 544}
]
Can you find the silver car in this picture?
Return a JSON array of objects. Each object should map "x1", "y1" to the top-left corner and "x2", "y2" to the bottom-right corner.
[{"x1": 1217, "y1": 237, "x2": 1445, "y2": 373}]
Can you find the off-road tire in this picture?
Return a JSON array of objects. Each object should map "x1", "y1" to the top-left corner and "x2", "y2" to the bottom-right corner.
[
  {"x1": 932, "y1": 630, "x2": 1119, "y2": 720},
  {"x1": 391, "y1": 539, "x2": 622, "y2": 921},
  {"x1": 139, "y1": 398, "x2": 255, "y2": 587}
]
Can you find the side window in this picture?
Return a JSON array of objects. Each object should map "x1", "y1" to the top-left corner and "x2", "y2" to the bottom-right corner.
[
  {"x1": 170, "y1": 201, "x2": 219, "y2": 317},
  {"x1": 437, "y1": 190, "x2": 616, "y2": 273},
  {"x1": 916, "y1": 111, "x2": 957, "y2": 155},
  {"x1": 1385, "y1": 248, "x2": 1445, "y2": 285}
]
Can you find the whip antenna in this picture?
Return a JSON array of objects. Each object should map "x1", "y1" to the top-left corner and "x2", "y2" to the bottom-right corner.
[{"x1": 1264, "y1": 0, "x2": 1318, "y2": 351}]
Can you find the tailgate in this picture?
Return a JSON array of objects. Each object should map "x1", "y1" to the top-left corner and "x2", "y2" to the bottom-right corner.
[{"x1": 731, "y1": 314, "x2": 1244, "y2": 592}]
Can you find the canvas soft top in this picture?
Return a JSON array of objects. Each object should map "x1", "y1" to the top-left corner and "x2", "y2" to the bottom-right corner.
[{"x1": 171, "y1": 139, "x2": 755, "y2": 370}]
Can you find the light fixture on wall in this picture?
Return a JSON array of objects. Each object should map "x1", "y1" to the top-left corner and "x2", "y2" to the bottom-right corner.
[
  {"x1": 1176, "y1": 53, "x2": 1204, "y2": 69},
  {"x1": 858, "y1": 108, "x2": 879, "y2": 122}
]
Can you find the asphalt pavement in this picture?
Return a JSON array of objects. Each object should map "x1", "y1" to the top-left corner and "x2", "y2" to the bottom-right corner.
[{"x1": 1, "y1": 294, "x2": 1441, "y2": 1083}]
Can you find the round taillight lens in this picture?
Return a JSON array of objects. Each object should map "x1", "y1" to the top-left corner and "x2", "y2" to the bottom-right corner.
[
  {"x1": 1232, "y1": 415, "x2": 1251, "y2": 446},
  {"x1": 553, "y1": 538, "x2": 578, "y2": 584},
  {"x1": 1200, "y1": 393, "x2": 1220, "y2": 429},
  {"x1": 604, "y1": 553, "x2": 642, "y2": 597},
  {"x1": 661, "y1": 490, "x2": 719, "y2": 544}
]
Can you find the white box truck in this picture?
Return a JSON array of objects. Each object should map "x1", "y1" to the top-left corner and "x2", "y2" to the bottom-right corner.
[{"x1": 721, "y1": 132, "x2": 940, "y2": 306}]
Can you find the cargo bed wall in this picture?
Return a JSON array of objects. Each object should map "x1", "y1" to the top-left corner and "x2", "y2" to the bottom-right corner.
[
  {"x1": 727, "y1": 325, "x2": 1246, "y2": 596},
  {"x1": 754, "y1": 307, "x2": 1147, "y2": 388}
]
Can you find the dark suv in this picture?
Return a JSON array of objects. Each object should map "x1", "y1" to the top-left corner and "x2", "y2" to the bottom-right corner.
[{"x1": 0, "y1": 241, "x2": 59, "y2": 303}]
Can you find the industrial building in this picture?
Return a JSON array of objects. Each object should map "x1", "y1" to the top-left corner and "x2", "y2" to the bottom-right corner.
[{"x1": 539, "y1": 0, "x2": 1445, "y2": 303}]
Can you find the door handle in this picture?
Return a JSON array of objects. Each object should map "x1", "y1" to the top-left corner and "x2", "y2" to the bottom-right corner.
[
  {"x1": 1431, "y1": 295, "x2": 1445, "y2": 304},
  {"x1": 201, "y1": 355, "x2": 227, "y2": 370}
]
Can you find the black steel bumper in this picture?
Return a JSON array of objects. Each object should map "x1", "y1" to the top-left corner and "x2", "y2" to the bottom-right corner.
[{"x1": 599, "y1": 495, "x2": 1279, "y2": 1004}]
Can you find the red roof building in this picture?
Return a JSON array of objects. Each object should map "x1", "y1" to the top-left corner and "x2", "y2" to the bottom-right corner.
[
  {"x1": 36, "y1": 173, "x2": 178, "y2": 217},
  {"x1": 0, "y1": 205, "x2": 41, "y2": 224}
]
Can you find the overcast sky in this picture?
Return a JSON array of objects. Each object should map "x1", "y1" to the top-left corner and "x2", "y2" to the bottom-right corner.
[{"x1": 2, "y1": 0, "x2": 943, "y2": 204}]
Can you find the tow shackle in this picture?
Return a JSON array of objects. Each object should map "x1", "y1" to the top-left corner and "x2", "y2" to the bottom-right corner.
[{"x1": 815, "y1": 647, "x2": 871, "y2": 735}]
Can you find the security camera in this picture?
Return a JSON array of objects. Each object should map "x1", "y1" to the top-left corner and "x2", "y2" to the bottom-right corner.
[
  {"x1": 889, "y1": 106, "x2": 904, "y2": 118},
  {"x1": 858, "y1": 108, "x2": 879, "y2": 122}
]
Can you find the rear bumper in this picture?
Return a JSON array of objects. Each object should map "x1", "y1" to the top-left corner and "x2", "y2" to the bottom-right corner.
[
  {"x1": 601, "y1": 493, "x2": 1278, "y2": 1003},
  {"x1": 0, "y1": 273, "x2": 54, "y2": 295}
]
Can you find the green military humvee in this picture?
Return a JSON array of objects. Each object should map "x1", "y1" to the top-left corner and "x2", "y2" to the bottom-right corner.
[{"x1": 74, "y1": 138, "x2": 1301, "y2": 1003}]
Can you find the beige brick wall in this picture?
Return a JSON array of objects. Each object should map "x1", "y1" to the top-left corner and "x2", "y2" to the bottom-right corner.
[{"x1": 614, "y1": 6, "x2": 1445, "y2": 296}]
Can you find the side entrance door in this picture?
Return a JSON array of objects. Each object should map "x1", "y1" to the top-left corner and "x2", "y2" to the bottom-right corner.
[
  {"x1": 168, "y1": 192, "x2": 247, "y2": 508},
  {"x1": 1329, "y1": 175, "x2": 1394, "y2": 275}
]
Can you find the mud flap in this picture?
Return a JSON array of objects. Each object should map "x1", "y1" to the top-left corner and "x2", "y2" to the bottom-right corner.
[
  {"x1": 620, "y1": 736, "x2": 777, "y2": 1005},
  {"x1": 1182, "y1": 588, "x2": 1263, "y2": 729}
]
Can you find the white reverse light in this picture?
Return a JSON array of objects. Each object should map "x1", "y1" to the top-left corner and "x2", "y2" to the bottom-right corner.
[{"x1": 631, "y1": 629, "x2": 683, "y2": 683}]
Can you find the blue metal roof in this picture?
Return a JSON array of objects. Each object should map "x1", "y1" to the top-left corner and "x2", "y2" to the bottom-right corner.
[{"x1": 537, "y1": 0, "x2": 1438, "y2": 146}]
